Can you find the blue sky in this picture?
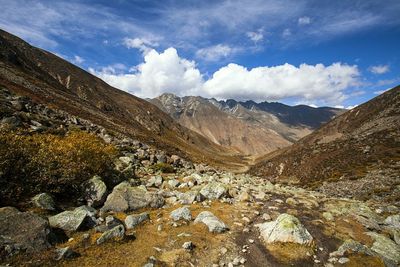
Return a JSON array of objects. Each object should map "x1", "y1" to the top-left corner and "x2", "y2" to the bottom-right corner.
[{"x1": 1, "y1": 0, "x2": 399, "y2": 108}]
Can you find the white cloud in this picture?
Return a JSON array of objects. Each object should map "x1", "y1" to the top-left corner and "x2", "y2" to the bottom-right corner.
[
  {"x1": 72, "y1": 55, "x2": 84, "y2": 64},
  {"x1": 195, "y1": 44, "x2": 237, "y2": 61},
  {"x1": 282, "y1": 28, "x2": 292, "y2": 38},
  {"x1": 246, "y1": 29, "x2": 264, "y2": 43},
  {"x1": 91, "y1": 46, "x2": 360, "y2": 105},
  {"x1": 298, "y1": 16, "x2": 311, "y2": 25},
  {"x1": 346, "y1": 105, "x2": 358, "y2": 109},
  {"x1": 368, "y1": 64, "x2": 390, "y2": 74},
  {"x1": 373, "y1": 88, "x2": 390, "y2": 95},
  {"x1": 90, "y1": 48, "x2": 203, "y2": 98},
  {"x1": 123, "y1": 37, "x2": 159, "y2": 55},
  {"x1": 202, "y1": 62, "x2": 360, "y2": 104}
]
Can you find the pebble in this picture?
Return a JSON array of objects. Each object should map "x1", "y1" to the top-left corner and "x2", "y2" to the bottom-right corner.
[
  {"x1": 338, "y1": 257, "x2": 350, "y2": 264},
  {"x1": 249, "y1": 239, "x2": 254, "y2": 243}
]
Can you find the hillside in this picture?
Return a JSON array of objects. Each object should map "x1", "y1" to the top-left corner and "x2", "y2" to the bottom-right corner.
[
  {"x1": 250, "y1": 85, "x2": 400, "y2": 202},
  {"x1": 150, "y1": 94, "x2": 342, "y2": 156},
  {"x1": 0, "y1": 29, "x2": 245, "y2": 170}
]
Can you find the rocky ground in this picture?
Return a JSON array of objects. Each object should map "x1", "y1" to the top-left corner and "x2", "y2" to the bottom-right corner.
[{"x1": 1, "y1": 88, "x2": 400, "y2": 267}]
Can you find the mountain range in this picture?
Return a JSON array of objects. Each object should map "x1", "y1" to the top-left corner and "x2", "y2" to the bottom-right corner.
[{"x1": 150, "y1": 94, "x2": 343, "y2": 156}]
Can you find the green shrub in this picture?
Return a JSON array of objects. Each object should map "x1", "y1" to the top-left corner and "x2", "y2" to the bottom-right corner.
[
  {"x1": 0, "y1": 130, "x2": 117, "y2": 205},
  {"x1": 151, "y1": 162, "x2": 175, "y2": 173}
]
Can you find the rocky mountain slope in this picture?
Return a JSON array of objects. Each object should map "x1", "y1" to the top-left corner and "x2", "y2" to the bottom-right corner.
[
  {"x1": 0, "y1": 29, "x2": 245, "y2": 170},
  {"x1": 250, "y1": 86, "x2": 400, "y2": 203},
  {"x1": 150, "y1": 94, "x2": 342, "y2": 156}
]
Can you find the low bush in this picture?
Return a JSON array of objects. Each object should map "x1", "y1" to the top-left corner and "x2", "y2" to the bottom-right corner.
[{"x1": 0, "y1": 130, "x2": 117, "y2": 205}]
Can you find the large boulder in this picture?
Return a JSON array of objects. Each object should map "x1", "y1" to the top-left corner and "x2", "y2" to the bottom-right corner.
[
  {"x1": 101, "y1": 182, "x2": 165, "y2": 212},
  {"x1": 256, "y1": 213, "x2": 313, "y2": 246},
  {"x1": 194, "y1": 211, "x2": 228, "y2": 233},
  {"x1": 31, "y1": 193, "x2": 56, "y2": 211},
  {"x1": 0, "y1": 207, "x2": 51, "y2": 256},
  {"x1": 49, "y1": 206, "x2": 96, "y2": 232},
  {"x1": 82, "y1": 175, "x2": 108, "y2": 207},
  {"x1": 200, "y1": 182, "x2": 228, "y2": 200},
  {"x1": 367, "y1": 232, "x2": 400, "y2": 265}
]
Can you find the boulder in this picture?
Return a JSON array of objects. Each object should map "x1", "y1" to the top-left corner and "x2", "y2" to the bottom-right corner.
[
  {"x1": 367, "y1": 232, "x2": 400, "y2": 265},
  {"x1": 177, "y1": 190, "x2": 202, "y2": 204},
  {"x1": 0, "y1": 207, "x2": 51, "y2": 255},
  {"x1": 256, "y1": 213, "x2": 313, "y2": 246},
  {"x1": 32, "y1": 193, "x2": 56, "y2": 211},
  {"x1": 49, "y1": 206, "x2": 95, "y2": 232},
  {"x1": 194, "y1": 211, "x2": 228, "y2": 233},
  {"x1": 125, "y1": 213, "x2": 150, "y2": 229},
  {"x1": 82, "y1": 175, "x2": 107, "y2": 207},
  {"x1": 384, "y1": 214, "x2": 400, "y2": 228},
  {"x1": 170, "y1": 207, "x2": 192, "y2": 221},
  {"x1": 167, "y1": 179, "x2": 180, "y2": 188},
  {"x1": 147, "y1": 175, "x2": 163, "y2": 188},
  {"x1": 101, "y1": 182, "x2": 165, "y2": 212},
  {"x1": 200, "y1": 182, "x2": 228, "y2": 200},
  {"x1": 96, "y1": 225, "x2": 125, "y2": 245}
]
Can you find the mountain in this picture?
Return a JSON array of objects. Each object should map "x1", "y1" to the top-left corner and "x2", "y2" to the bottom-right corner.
[
  {"x1": 0, "y1": 29, "x2": 246, "y2": 170},
  {"x1": 250, "y1": 85, "x2": 400, "y2": 201},
  {"x1": 150, "y1": 93, "x2": 343, "y2": 156}
]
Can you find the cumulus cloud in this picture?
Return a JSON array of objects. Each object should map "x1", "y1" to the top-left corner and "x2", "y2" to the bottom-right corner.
[
  {"x1": 246, "y1": 29, "x2": 263, "y2": 43},
  {"x1": 282, "y1": 28, "x2": 292, "y2": 38},
  {"x1": 298, "y1": 16, "x2": 311, "y2": 25},
  {"x1": 195, "y1": 44, "x2": 237, "y2": 61},
  {"x1": 123, "y1": 37, "x2": 159, "y2": 55},
  {"x1": 202, "y1": 62, "x2": 360, "y2": 104},
  {"x1": 90, "y1": 48, "x2": 203, "y2": 98},
  {"x1": 368, "y1": 64, "x2": 390, "y2": 74},
  {"x1": 90, "y1": 46, "x2": 360, "y2": 105}
]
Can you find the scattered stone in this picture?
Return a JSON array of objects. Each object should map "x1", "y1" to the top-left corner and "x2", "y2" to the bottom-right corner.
[
  {"x1": 285, "y1": 197, "x2": 298, "y2": 206},
  {"x1": 262, "y1": 213, "x2": 271, "y2": 221},
  {"x1": 96, "y1": 225, "x2": 126, "y2": 245},
  {"x1": 125, "y1": 212, "x2": 150, "y2": 229},
  {"x1": 82, "y1": 175, "x2": 107, "y2": 207},
  {"x1": 147, "y1": 176, "x2": 163, "y2": 188},
  {"x1": 256, "y1": 213, "x2": 313, "y2": 246},
  {"x1": 199, "y1": 182, "x2": 228, "y2": 200},
  {"x1": 384, "y1": 214, "x2": 400, "y2": 228},
  {"x1": 32, "y1": 193, "x2": 56, "y2": 211},
  {"x1": 170, "y1": 206, "x2": 192, "y2": 221},
  {"x1": 49, "y1": 206, "x2": 93, "y2": 232},
  {"x1": 338, "y1": 257, "x2": 349, "y2": 264},
  {"x1": 101, "y1": 182, "x2": 165, "y2": 212},
  {"x1": 167, "y1": 179, "x2": 180, "y2": 188},
  {"x1": 194, "y1": 211, "x2": 228, "y2": 233},
  {"x1": 55, "y1": 246, "x2": 80, "y2": 260},
  {"x1": 182, "y1": 241, "x2": 194, "y2": 250}
]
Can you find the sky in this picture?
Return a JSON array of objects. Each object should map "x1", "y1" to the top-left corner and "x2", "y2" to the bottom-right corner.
[{"x1": 1, "y1": 0, "x2": 399, "y2": 108}]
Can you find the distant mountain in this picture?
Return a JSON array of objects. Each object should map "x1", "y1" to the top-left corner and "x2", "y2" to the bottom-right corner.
[
  {"x1": 0, "y1": 29, "x2": 244, "y2": 169},
  {"x1": 150, "y1": 94, "x2": 343, "y2": 156},
  {"x1": 250, "y1": 85, "x2": 400, "y2": 201}
]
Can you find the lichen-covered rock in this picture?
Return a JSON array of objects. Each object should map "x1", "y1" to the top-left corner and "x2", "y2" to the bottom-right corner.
[
  {"x1": 32, "y1": 193, "x2": 56, "y2": 211},
  {"x1": 256, "y1": 213, "x2": 313, "y2": 246},
  {"x1": 125, "y1": 212, "x2": 150, "y2": 229},
  {"x1": 0, "y1": 207, "x2": 51, "y2": 255},
  {"x1": 101, "y1": 182, "x2": 165, "y2": 212},
  {"x1": 170, "y1": 206, "x2": 192, "y2": 221},
  {"x1": 199, "y1": 182, "x2": 228, "y2": 200},
  {"x1": 384, "y1": 214, "x2": 400, "y2": 228},
  {"x1": 96, "y1": 225, "x2": 125, "y2": 245},
  {"x1": 177, "y1": 190, "x2": 202, "y2": 204},
  {"x1": 367, "y1": 232, "x2": 400, "y2": 265},
  {"x1": 55, "y1": 246, "x2": 80, "y2": 260},
  {"x1": 82, "y1": 175, "x2": 107, "y2": 207},
  {"x1": 147, "y1": 175, "x2": 163, "y2": 188},
  {"x1": 49, "y1": 206, "x2": 95, "y2": 232},
  {"x1": 194, "y1": 211, "x2": 228, "y2": 233}
]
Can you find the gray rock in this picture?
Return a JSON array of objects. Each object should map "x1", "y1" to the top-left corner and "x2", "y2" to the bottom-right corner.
[
  {"x1": 0, "y1": 207, "x2": 51, "y2": 254},
  {"x1": 194, "y1": 211, "x2": 228, "y2": 233},
  {"x1": 367, "y1": 232, "x2": 400, "y2": 265},
  {"x1": 182, "y1": 241, "x2": 194, "y2": 250},
  {"x1": 125, "y1": 213, "x2": 150, "y2": 229},
  {"x1": 82, "y1": 175, "x2": 107, "y2": 207},
  {"x1": 170, "y1": 207, "x2": 192, "y2": 221},
  {"x1": 96, "y1": 225, "x2": 125, "y2": 245},
  {"x1": 55, "y1": 246, "x2": 80, "y2": 260},
  {"x1": 177, "y1": 190, "x2": 202, "y2": 204},
  {"x1": 49, "y1": 206, "x2": 94, "y2": 232},
  {"x1": 147, "y1": 175, "x2": 163, "y2": 188},
  {"x1": 200, "y1": 182, "x2": 228, "y2": 200},
  {"x1": 114, "y1": 157, "x2": 135, "y2": 179},
  {"x1": 329, "y1": 239, "x2": 374, "y2": 258},
  {"x1": 101, "y1": 182, "x2": 165, "y2": 212},
  {"x1": 384, "y1": 214, "x2": 400, "y2": 228},
  {"x1": 256, "y1": 213, "x2": 313, "y2": 246},
  {"x1": 32, "y1": 193, "x2": 56, "y2": 211},
  {"x1": 167, "y1": 179, "x2": 180, "y2": 188}
]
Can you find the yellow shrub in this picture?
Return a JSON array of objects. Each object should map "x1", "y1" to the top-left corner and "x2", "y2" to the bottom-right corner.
[{"x1": 0, "y1": 130, "x2": 117, "y2": 205}]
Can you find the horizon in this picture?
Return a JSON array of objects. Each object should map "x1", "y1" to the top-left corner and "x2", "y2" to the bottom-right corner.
[{"x1": 1, "y1": 0, "x2": 399, "y2": 108}]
